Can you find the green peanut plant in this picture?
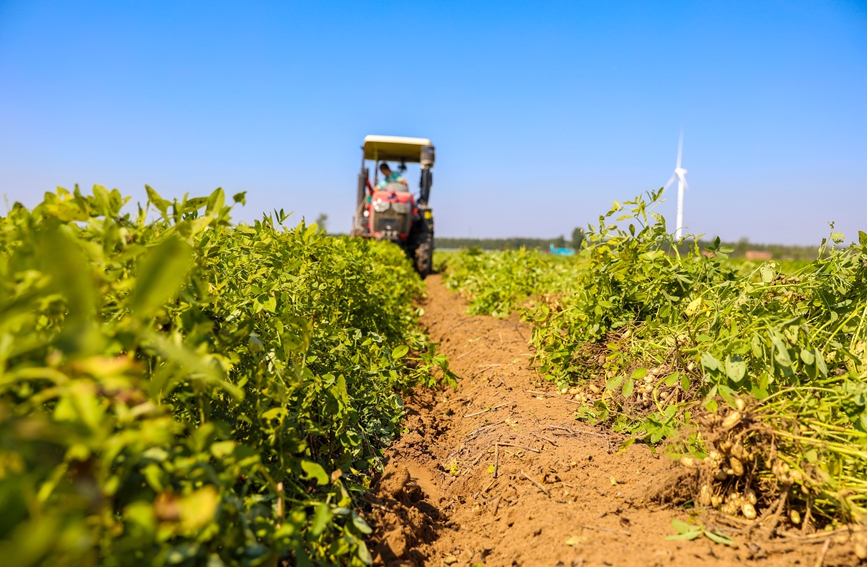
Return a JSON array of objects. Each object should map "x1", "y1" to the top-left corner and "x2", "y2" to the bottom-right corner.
[{"x1": 0, "y1": 185, "x2": 453, "y2": 567}]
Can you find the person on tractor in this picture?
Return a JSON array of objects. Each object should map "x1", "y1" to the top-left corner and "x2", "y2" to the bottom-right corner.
[{"x1": 375, "y1": 163, "x2": 408, "y2": 191}]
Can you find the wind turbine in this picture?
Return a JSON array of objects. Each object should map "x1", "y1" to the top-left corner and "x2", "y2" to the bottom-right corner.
[{"x1": 664, "y1": 131, "x2": 690, "y2": 239}]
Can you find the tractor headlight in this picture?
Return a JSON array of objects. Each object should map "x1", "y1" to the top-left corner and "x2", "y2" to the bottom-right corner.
[
  {"x1": 372, "y1": 200, "x2": 390, "y2": 213},
  {"x1": 391, "y1": 202, "x2": 409, "y2": 214}
]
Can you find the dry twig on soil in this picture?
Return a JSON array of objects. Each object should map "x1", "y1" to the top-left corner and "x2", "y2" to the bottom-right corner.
[
  {"x1": 582, "y1": 524, "x2": 632, "y2": 537},
  {"x1": 456, "y1": 346, "x2": 482, "y2": 360},
  {"x1": 778, "y1": 527, "x2": 852, "y2": 542},
  {"x1": 520, "y1": 469, "x2": 550, "y2": 497},
  {"x1": 496, "y1": 442, "x2": 541, "y2": 453},
  {"x1": 546, "y1": 424, "x2": 612, "y2": 453},
  {"x1": 814, "y1": 538, "x2": 831, "y2": 567},
  {"x1": 531, "y1": 431, "x2": 558, "y2": 446},
  {"x1": 463, "y1": 403, "x2": 510, "y2": 418},
  {"x1": 707, "y1": 511, "x2": 752, "y2": 531},
  {"x1": 526, "y1": 390, "x2": 583, "y2": 405},
  {"x1": 758, "y1": 492, "x2": 788, "y2": 538},
  {"x1": 444, "y1": 320, "x2": 468, "y2": 333},
  {"x1": 469, "y1": 448, "x2": 490, "y2": 466},
  {"x1": 466, "y1": 420, "x2": 505, "y2": 440}
]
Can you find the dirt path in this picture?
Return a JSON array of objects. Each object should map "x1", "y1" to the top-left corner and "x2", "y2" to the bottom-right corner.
[{"x1": 365, "y1": 275, "x2": 856, "y2": 567}]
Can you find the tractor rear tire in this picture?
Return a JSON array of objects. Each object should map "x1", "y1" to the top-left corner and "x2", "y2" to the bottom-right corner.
[{"x1": 414, "y1": 238, "x2": 433, "y2": 278}]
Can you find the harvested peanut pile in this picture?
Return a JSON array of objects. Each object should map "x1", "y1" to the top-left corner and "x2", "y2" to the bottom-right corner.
[{"x1": 364, "y1": 275, "x2": 860, "y2": 567}]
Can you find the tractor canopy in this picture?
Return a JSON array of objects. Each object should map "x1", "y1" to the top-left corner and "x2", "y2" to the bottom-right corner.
[{"x1": 363, "y1": 135, "x2": 435, "y2": 165}]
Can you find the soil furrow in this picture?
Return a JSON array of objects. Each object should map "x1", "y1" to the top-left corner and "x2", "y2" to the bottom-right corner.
[{"x1": 366, "y1": 275, "x2": 855, "y2": 567}]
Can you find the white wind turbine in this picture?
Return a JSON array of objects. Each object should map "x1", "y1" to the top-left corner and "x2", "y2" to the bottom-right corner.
[{"x1": 664, "y1": 131, "x2": 690, "y2": 239}]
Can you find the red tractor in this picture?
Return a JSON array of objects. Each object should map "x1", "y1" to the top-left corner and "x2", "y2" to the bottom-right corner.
[{"x1": 351, "y1": 135, "x2": 435, "y2": 277}]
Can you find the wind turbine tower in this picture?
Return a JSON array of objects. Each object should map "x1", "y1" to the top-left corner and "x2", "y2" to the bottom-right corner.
[{"x1": 664, "y1": 131, "x2": 690, "y2": 239}]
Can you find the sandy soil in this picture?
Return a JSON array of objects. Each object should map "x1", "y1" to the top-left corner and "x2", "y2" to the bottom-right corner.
[{"x1": 364, "y1": 275, "x2": 861, "y2": 567}]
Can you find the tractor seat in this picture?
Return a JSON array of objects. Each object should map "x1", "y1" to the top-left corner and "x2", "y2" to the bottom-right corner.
[{"x1": 382, "y1": 182, "x2": 410, "y2": 194}]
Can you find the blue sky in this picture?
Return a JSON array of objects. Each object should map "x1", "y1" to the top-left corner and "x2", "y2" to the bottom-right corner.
[{"x1": 1, "y1": 0, "x2": 865, "y2": 244}]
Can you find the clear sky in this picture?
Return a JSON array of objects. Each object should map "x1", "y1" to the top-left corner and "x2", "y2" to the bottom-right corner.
[{"x1": 1, "y1": 0, "x2": 865, "y2": 244}]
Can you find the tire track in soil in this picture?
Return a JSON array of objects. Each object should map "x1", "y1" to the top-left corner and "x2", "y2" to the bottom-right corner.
[{"x1": 365, "y1": 275, "x2": 856, "y2": 567}]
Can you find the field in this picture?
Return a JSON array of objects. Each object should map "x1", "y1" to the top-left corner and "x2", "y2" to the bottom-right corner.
[
  {"x1": 388, "y1": 190, "x2": 867, "y2": 565},
  {"x1": 3, "y1": 186, "x2": 867, "y2": 566}
]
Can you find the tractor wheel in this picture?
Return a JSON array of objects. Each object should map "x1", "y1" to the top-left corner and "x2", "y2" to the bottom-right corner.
[{"x1": 414, "y1": 237, "x2": 433, "y2": 278}]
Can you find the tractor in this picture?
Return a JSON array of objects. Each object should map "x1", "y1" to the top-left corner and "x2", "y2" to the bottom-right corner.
[{"x1": 350, "y1": 135, "x2": 435, "y2": 277}]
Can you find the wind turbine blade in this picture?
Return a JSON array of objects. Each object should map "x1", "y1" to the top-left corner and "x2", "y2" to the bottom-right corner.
[
  {"x1": 678, "y1": 174, "x2": 690, "y2": 192},
  {"x1": 664, "y1": 173, "x2": 677, "y2": 189},
  {"x1": 676, "y1": 129, "x2": 684, "y2": 169}
]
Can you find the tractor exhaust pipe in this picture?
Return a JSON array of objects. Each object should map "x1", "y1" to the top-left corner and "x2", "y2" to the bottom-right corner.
[
  {"x1": 357, "y1": 167, "x2": 369, "y2": 208},
  {"x1": 419, "y1": 145, "x2": 435, "y2": 205},
  {"x1": 419, "y1": 167, "x2": 432, "y2": 205}
]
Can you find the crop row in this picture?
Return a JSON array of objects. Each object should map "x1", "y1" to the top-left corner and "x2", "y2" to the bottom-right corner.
[
  {"x1": 442, "y1": 188, "x2": 867, "y2": 528},
  {"x1": 0, "y1": 186, "x2": 451, "y2": 566}
]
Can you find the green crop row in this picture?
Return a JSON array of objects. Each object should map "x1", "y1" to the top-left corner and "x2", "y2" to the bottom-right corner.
[
  {"x1": 0, "y1": 186, "x2": 453, "y2": 567},
  {"x1": 444, "y1": 188, "x2": 867, "y2": 527}
]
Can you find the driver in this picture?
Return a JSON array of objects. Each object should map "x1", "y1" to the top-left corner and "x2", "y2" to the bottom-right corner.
[{"x1": 375, "y1": 163, "x2": 409, "y2": 191}]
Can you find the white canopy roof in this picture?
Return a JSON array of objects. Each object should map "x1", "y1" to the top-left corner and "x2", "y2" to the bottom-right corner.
[{"x1": 363, "y1": 135, "x2": 433, "y2": 163}]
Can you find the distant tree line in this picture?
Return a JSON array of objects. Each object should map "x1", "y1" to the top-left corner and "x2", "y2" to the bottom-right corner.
[
  {"x1": 435, "y1": 231, "x2": 821, "y2": 260},
  {"x1": 436, "y1": 228, "x2": 585, "y2": 252},
  {"x1": 681, "y1": 238, "x2": 821, "y2": 261}
]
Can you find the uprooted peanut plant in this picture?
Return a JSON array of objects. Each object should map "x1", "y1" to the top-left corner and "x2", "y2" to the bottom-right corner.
[{"x1": 443, "y1": 188, "x2": 867, "y2": 530}]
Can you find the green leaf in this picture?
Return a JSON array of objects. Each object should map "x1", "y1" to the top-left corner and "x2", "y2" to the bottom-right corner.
[
  {"x1": 760, "y1": 264, "x2": 775, "y2": 283},
  {"x1": 392, "y1": 345, "x2": 409, "y2": 360},
  {"x1": 667, "y1": 531, "x2": 702, "y2": 541},
  {"x1": 351, "y1": 511, "x2": 372, "y2": 534},
  {"x1": 670, "y1": 519, "x2": 695, "y2": 535},
  {"x1": 617, "y1": 439, "x2": 636, "y2": 454},
  {"x1": 815, "y1": 349, "x2": 828, "y2": 377},
  {"x1": 751, "y1": 335, "x2": 763, "y2": 358},
  {"x1": 210, "y1": 441, "x2": 235, "y2": 458},
  {"x1": 771, "y1": 335, "x2": 792, "y2": 367},
  {"x1": 36, "y1": 228, "x2": 97, "y2": 322},
  {"x1": 310, "y1": 503, "x2": 331, "y2": 536},
  {"x1": 205, "y1": 187, "x2": 225, "y2": 216},
  {"x1": 301, "y1": 461, "x2": 329, "y2": 485},
  {"x1": 685, "y1": 298, "x2": 702, "y2": 316},
  {"x1": 704, "y1": 530, "x2": 735, "y2": 546},
  {"x1": 701, "y1": 353, "x2": 721, "y2": 372},
  {"x1": 130, "y1": 236, "x2": 193, "y2": 319},
  {"x1": 622, "y1": 378, "x2": 634, "y2": 397},
  {"x1": 724, "y1": 356, "x2": 747, "y2": 383},
  {"x1": 183, "y1": 197, "x2": 208, "y2": 212},
  {"x1": 261, "y1": 408, "x2": 287, "y2": 421},
  {"x1": 800, "y1": 348, "x2": 815, "y2": 365},
  {"x1": 145, "y1": 184, "x2": 170, "y2": 216},
  {"x1": 631, "y1": 367, "x2": 647, "y2": 379},
  {"x1": 357, "y1": 541, "x2": 373, "y2": 565}
]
